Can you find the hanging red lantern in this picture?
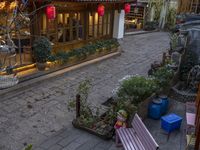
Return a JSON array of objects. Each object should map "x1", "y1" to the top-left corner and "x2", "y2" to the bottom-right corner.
[
  {"x1": 46, "y1": 5, "x2": 56, "y2": 20},
  {"x1": 124, "y1": 3, "x2": 131, "y2": 14},
  {"x1": 97, "y1": 4, "x2": 105, "y2": 16}
]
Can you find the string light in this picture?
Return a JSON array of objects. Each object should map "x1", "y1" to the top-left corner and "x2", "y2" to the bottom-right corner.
[
  {"x1": 9, "y1": 1, "x2": 17, "y2": 10},
  {"x1": 0, "y1": 2, "x2": 6, "y2": 10}
]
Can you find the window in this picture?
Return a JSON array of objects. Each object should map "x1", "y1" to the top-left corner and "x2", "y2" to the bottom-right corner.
[
  {"x1": 41, "y1": 9, "x2": 113, "y2": 42},
  {"x1": 41, "y1": 11, "x2": 84, "y2": 43},
  {"x1": 88, "y1": 11, "x2": 112, "y2": 39}
]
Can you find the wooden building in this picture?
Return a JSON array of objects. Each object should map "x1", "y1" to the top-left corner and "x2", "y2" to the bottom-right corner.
[
  {"x1": 30, "y1": 0, "x2": 130, "y2": 52},
  {"x1": 0, "y1": 0, "x2": 131, "y2": 78},
  {"x1": 0, "y1": 0, "x2": 130, "y2": 76},
  {"x1": 125, "y1": 2, "x2": 147, "y2": 32},
  {"x1": 178, "y1": 0, "x2": 200, "y2": 13}
]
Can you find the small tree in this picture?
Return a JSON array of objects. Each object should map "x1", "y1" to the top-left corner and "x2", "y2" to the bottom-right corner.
[{"x1": 33, "y1": 36, "x2": 52, "y2": 63}]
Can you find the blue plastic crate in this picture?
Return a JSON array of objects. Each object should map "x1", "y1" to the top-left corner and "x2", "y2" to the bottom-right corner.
[{"x1": 161, "y1": 113, "x2": 182, "y2": 133}]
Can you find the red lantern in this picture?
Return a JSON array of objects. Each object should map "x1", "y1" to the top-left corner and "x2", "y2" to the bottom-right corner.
[
  {"x1": 97, "y1": 4, "x2": 105, "y2": 16},
  {"x1": 124, "y1": 3, "x2": 131, "y2": 14},
  {"x1": 46, "y1": 5, "x2": 56, "y2": 20}
]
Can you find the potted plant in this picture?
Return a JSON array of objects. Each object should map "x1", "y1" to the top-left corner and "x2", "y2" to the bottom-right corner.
[
  {"x1": 117, "y1": 76, "x2": 159, "y2": 106},
  {"x1": 33, "y1": 36, "x2": 52, "y2": 70}
]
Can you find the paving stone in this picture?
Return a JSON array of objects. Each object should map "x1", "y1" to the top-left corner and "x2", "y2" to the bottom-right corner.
[
  {"x1": 75, "y1": 138, "x2": 102, "y2": 150},
  {"x1": 61, "y1": 142, "x2": 82, "y2": 150},
  {"x1": 34, "y1": 148, "x2": 45, "y2": 150},
  {"x1": 1, "y1": 102, "x2": 20, "y2": 113},
  {"x1": 58, "y1": 134, "x2": 80, "y2": 147},
  {"x1": 40, "y1": 136, "x2": 63, "y2": 149},
  {"x1": 48, "y1": 144, "x2": 63, "y2": 150},
  {"x1": 95, "y1": 140, "x2": 113, "y2": 149}
]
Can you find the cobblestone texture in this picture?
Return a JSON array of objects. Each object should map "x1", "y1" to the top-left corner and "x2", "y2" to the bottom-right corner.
[{"x1": 0, "y1": 32, "x2": 169, "y2": 150}]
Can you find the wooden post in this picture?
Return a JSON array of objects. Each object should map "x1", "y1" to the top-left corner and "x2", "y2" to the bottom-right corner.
[
  {"x1": 76, "y1": 94, "x2": 81, "y2": 119},
  {"x1": 162, "y1": 52, "x2": 166, "y2": 65}
]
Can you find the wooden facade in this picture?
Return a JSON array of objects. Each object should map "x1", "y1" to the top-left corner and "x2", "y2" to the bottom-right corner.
[
  {"x1": 178, "y1": 0, "x2": 200, "y2": 13},
  {"x1": 125, "y1": 2, "x2": 147, "y2": 32},
  {"x1": 0, "y1": 0, "x2": 128, "y2": 75},
  {"x1": 30, "y1": 1, "x2": 125, "y2": 52}
]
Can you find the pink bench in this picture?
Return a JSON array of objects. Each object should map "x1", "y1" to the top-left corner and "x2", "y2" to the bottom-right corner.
[
  {"x1": 186, "y1": 113, "x2": 196, "y2": 134},
  {"x1": 186, "y1": 102, "x2": 196, "y2": 134},
  {"x1": 116, "y1": 113, "x2": 159, "y2": 150}
]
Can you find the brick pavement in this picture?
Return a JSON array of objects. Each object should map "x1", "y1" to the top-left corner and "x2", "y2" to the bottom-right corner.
[{"x1": 0, "y1": 32, "x2": 169, "y2": 150}]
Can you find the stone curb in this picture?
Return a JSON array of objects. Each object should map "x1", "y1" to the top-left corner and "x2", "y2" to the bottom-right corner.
[
  {"x1": 125, "y1": 30, "x2": 159, "y2": 36},
  {"x1": 0, "y1": 51, "x2": 121, "y2": 99}
]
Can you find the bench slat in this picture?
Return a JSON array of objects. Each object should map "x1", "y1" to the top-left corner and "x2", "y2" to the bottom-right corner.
[
  {"x1": 117, "y1": 113, "x2": 159, "y2": 150},
  {"x1": 132, "y1": 114, "x2": 159, "y2": 150},
  {"x1": 133, "y1": 118, "x2": 156, "y2": 150},
  {"x1": 117, "y1": 128, "x2": 145, "y2": 150},
  {"x1": 129, "y1": 129, "x2": 145, "y2": 150},
  {"x1": 117, "y1": 129, "x2": 136, "y2": 150}
]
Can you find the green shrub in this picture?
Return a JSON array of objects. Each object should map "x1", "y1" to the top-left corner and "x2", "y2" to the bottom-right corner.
[
  {"x1": 169, "y1": 33, "x2": 179, "y2": 51},
  {"x1": 179, "y1": 50, "x2": 198, "y2": 81},
  {"x1": 50, "y1": 39, "x2": 119, "y2": 63},
  {"x1": 117, "y1": 76, "x2": 159, "y2": 105},
  {"x1": 33, "y1": 36, "x2": 52, "y2": 63},
  {"x1": 152, "y1": 65, "x2": 174, "y2": 89},
  {"x1": 166, "y1": 8, "x2": 176, "y2": 30},
  {"x1": 55, "y1": 51, "x2": 70, "y2": 64}
]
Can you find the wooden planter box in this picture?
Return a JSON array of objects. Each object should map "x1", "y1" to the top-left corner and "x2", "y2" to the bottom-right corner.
[
  {"x1": 48, "y1": 46, "x2": 119, "y2": 69},
  {"x1": 72, "y1": 119, "x2": 115, "y2": 140}
]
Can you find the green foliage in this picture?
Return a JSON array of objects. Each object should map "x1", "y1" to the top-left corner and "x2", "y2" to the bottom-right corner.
[
  {"x1": 68, "y1": 80, "x2": 104, "y2": 128},
  {"x1": 24, "y1": 144, "x2": 32, "y2": 150},
  {"x1": 179, "y1": 50, "x2": 198, "y2": 81},
  {"x1": 77, "y1": 79, "x2": 91, "y2": 104},
  {"x1": 148, "y1": 0, "x2": 163, "y2": 22},
  {"x1": 114, "y1": 99, "x2": 137, "y2": 118},
  {"x1": 170, "y1": 33, "x2": 179, "y2": 50},
  {"x1": 117, "y1": 76, "x2": 159, "y2": 105},
  {"x1": 68, "y1": 79, "x2": 92, "y2": 119},
  {"x1": 33, "y1": 36, "x2": 52, "y2": 63},
  {"x1": 154, "y1": 0, "x2": 163, "y2": 21},
  {"x1": 144, "y1": 21, "x2": 158, "y2": 31},
  {"x1": 166, "y1": 8, "x2": 177, "y2": 29},
  {"x1": 50, "y1": 39, "x2": 119, "y2": 63},
  {"x1": 152, "y1": 65, "x2": 174, "y2": 89},
  {"x1": 54, "y1": 51, "x2": 70, "y2": 64}
]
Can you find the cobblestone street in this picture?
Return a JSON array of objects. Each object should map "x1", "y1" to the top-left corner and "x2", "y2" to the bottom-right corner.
[{"x1": 0, "y1": 32, "x2": 169, "y2": 150}]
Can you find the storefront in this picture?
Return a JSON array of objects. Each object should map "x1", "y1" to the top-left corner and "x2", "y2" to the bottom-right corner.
[
  {"x1": 125, "y1": 2, "x2": 147, "y2": 32},
  {"x1": 0, "y1": 0, "x2": 127, "y2": 78},
  {"x1": 36, "y1": 2, "x2": 115, "y2": 51}
]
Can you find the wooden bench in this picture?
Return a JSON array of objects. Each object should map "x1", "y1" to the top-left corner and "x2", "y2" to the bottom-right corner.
[{"x1": 116, "y1": 113, "x2": 159, "y2": 150}]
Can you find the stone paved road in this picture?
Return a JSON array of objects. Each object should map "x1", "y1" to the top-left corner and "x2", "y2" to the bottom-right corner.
[{"x1": 0, "y1": 32, "x2": 169, "y2": 150}]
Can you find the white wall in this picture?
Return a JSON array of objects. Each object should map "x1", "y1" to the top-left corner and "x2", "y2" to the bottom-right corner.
[{"x1": 113, "y1": 10, "x2": 125, "y2": 39}]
